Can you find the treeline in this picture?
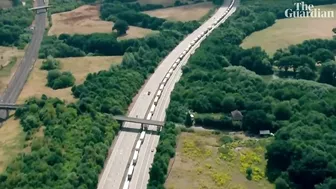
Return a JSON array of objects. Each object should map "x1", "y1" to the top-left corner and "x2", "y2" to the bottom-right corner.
[
  {"x1": 0, "y1": 28, "x2": 184, "y2": 189},
  {"x1": 0, "y1": 4, "x2": 34, "y2": 47},
  {"x1": 147, "y1": 123, "x2": 177, "y2": 189},
  {"x1": 100, "y1": 1, "x2": 200, "y2": 32},
  {"x1": 164, "y1": 0, "x2": 336, "y2": 189},
  {"x1": 39, "y1": 33, "x2": 140, "y2": 58},
  {"x1": 273, "y1": 38, "x2": 336, "y2": 83}
]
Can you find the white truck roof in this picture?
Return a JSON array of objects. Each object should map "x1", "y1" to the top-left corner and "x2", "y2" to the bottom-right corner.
[
  {"x1": 123, "y1": 181, "x2": 130, "y2": 189},
  {"x1": 156, "y1": 90, "x2": 162, "y2": 97},
  {"x1": 150, "y1": 104, "x2": 156, "y2": 112},
  {"x1": 146, "y1": 113, "x2": 151, "y2": 120},
  {"x1": 127, "y1": 165, "x2": 134, "y2": 176},
  {"x1": 154, "y1": 96, "x2": 159, "y2": 104},
  {"x1": 135, "y1": 140, "x2": 141, "y2": 151},
  {"x1": 159, "y1": 84, "x2": 164, "y2": 90}
]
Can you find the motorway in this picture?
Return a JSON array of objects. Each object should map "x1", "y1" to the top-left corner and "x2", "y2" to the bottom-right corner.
[
  {"x1": 0, "y1": 0, "x2": 46, "y2": 119},
  {"x1": 129, "y1": 1, "x2": 239, "y2": 188},
  {"x1": 97, "y1": 0, "x2": 238, "y2": 189}
]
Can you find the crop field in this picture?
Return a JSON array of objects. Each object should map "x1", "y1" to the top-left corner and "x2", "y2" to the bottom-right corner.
[
  {"x1": 0, "y1": 0, "x2": 12, "y2": 8},
  {"x1": 143, "y1": 2, "x2": 214, "y2": 22},
  {"x1": 48, "y1": 5, "x2": 155, "y2": 39},
  {"x1": 241, "y1": 4, "x2": 336, "y2": 56},
  {"x1": 165, "y1": 131, "x2": 273, "y2": 189},
  {"x1": 18, "y1": 56, "x2": 122, "y2": 103}
]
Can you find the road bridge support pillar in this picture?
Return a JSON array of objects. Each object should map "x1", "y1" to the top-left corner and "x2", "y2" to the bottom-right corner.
[{"x1": 5, "y1": 110, "x2": 9, "y2": 119}]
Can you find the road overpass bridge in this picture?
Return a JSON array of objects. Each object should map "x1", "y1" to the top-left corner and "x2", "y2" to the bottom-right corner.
[
  {"x1": 110, "y1": 115, "x2": 164, "y2": 131},
  {"x1": 0, "y1": 104, "x2": 165, "y2": 130},
  {"x1": 29, "y1": 5, "x2": 50, "y2": 11}
]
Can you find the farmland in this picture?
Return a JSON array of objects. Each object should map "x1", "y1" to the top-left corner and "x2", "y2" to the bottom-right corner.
[
  {"x1": 241, "y1": 4, "x2": 336, "y2": 55},
  {"x1": 165, "y1": 131, "x2": 273, "y2": 189},
  {"x1": 143, "y1": 2, "x2": 214, "y2": 22},
  {"x1": 18, "y1": 56, "x2": 122, "y2": 103},
  {"x1": 48, "y1": 5, "x2": 155, "y2": 39}
]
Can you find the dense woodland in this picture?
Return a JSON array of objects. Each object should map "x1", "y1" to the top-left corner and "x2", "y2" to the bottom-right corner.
[
  {"x1": 0, "y1": 1, "x2": 33, "y2": 48},
  {"x1": 0, "y1": 13, "x2": 185, "y2": 189},
  {"x1": 162, "y1": 0, "x2": 336, "y2": 189},
  {"x1": 2, "y1": 0, "x2": 336, "y2": 189}
]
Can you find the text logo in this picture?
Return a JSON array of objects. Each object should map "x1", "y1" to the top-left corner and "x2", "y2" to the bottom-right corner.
[{"x1": 284, "y1": 1, "x2": 335, "y2": 18}]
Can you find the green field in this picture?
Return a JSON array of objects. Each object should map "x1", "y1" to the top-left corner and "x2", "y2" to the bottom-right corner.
[
  {"x1": 241, "y1": 4, "x2": 336, "y2": 56},
  {"x1": 165, "y1": 130, "x2": 273, "y2": 189}
]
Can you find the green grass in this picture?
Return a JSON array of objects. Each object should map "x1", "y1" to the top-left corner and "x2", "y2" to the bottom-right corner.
[{"x1": 165, "y1": 131, "x2": 273, "y2": 189}]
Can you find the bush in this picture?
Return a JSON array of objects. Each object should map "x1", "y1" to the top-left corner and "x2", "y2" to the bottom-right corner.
[
  {"x1": 40, "y1": 56, "x2": 60, "y2": 70},
  {"x1": 47, "y1": 70, "x2": 75, "y2": 89}
]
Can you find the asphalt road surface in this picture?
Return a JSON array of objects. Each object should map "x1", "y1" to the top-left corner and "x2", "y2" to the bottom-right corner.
[
  {"x1": 97, "y1": 0, "x2": 238, "y2": 189},
  {"x1": 129, "y1": 1, "x2": 239, "y2": 189},
  {"x1": 0, "y1": 0, "x2": 46, "y2": 119}
]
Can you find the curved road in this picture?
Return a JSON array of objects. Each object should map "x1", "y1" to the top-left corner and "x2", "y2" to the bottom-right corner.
[
  {"x1": 97, "y1": 0, "x2": 238, "y2": 189},
  {"x1": 129, "y1": 1, "x2": 239, "y2": 189},
  {"x1": 0, "y1": 0, "x2": 46, "y2": 119}
]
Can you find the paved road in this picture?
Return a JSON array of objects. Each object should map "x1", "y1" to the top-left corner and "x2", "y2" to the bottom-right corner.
[
  {"x1": 97, "y1": 0, "x2": 238, "y2": 189},
  {"x1": 0, "y1": 0, "x2": 46, "y2": 119},
  {"x1": 129, "y1": 1, "x2": 239, "y2": 188}
]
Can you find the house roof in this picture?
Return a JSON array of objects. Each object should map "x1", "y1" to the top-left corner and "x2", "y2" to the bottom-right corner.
[{"x1": 231, "y1": 110, "x2": 243, "y2": 120}]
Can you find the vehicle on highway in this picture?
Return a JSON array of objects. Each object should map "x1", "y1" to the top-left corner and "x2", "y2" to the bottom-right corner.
[
  {"x1": 123, "y1": 181, "x2": 130, "y2": 189},
  {"x1": 154, "y1": 96, "x2": 159, "y2": 105},
  {"x1": 140, "y1": 131, "x2": 146, "y2": 141},
  {"x1": 147, "y1": 91, "x2": 151, "y2": 95},
  {"x1": 151, "y1": 149, "x2": 154, "y2": 152},
  {"x1": 135, "y1": 140, "x2": 141, "y2": 151},
  {"x1": 132, "y1": 151, "x2": 139, "y2": 165},
  {"x1": 127, "y1": 165, "x2": 134, "y2": 180}
]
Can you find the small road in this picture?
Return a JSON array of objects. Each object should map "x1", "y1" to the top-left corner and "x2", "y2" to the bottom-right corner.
[
  {"x1": 97, "y1": 0, "x2": 238, "y2": 189},
  {"x1": 0, "y1": 0, "x2": 46, "y2": 119}
]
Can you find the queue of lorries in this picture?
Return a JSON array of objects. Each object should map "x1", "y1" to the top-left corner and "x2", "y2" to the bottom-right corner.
[{"x1": 122, "y1": 1, "x2": 235, "y2": 188}]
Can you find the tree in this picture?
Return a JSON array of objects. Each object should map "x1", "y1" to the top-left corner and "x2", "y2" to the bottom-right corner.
[
  {"x1": 246, "y1": 167, "x2": 252, "y2": 180},
  {"x1": 274, "y1": 101, "x2": 292, "y2": 120},
  {"x1": 312, "y1": 48, "x2": 335, "y2": 63},
  {"x1": 318, "y1": 61, "x2": 336, "y2": 86},
  {"x1": 112, "y1": 20, "x2": 129, "y2": 36},
  {"x1": 296, "y1": 66, "x2": 316, "y2": 80},
  {"x1": 47, "y1": 70, "x2": 75, "y2": 89},
  {"x1": 332, "y1": 28, "x2": 336, "y2": 34},
  {"x1": 212, "y1": 0, "x2": 224, "y2": 5},
  {"x1": 275, "y1": 177, "x2": 289, "y2": 189},
  {"x1": 40, "y1": 56, "x2": 60, "y2": 70},
  {"x1": 185, "y1": 112, "x2": 193, "y2": 127}
]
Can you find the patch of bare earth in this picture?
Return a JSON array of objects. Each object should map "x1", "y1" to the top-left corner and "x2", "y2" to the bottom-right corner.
[
  {"x1": 0, "y1": 47, "x2": 25, "y2": 93},
  {"x1": 18, "y1": 56, "x2": 122, "y2": 104},
  {"x1": 48, "y1": 5, "x2": 155, "y2": 39},
  {"x1": 143, "y1": 2, "x2": 214, "y2": 22},
  {"x1": 0, "y1": 0, "x2": 12, "y2": 8}
]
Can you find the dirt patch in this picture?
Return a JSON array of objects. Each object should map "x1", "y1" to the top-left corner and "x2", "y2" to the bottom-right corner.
[
  {"x1": 0, "y1": 47, "x2": 25, "y2": 93},
  {"x1": 0, "y1": 47, "x2": 24, "y2": 67},
  {"x1": 0, "y1": 0, "x2": 12, "y2": 8},
  {"x1": 241, "y1": 4, "x2": 336, "y2": 56},
  {"x1": 165, "y1": 131, "x2": 273, "y2": 189},
  {"x1": 0, "y1": 116, "x2": 25, "y2": 173},
  {"x1": 48, "y1": 5, "x2": 155, "y2": 39},
  {"x1": 143, "y1": 2, "x2": 214, "y2": 22},
  {"x1": 18, "y1": 56, "x2": 122, "y2": 103}
]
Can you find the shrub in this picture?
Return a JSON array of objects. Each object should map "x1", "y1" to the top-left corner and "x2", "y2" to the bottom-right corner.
[
  {"x1": 40, "y1": 56, "x2": 60, "y2": 70},
  {"x1": 47, "y1": 70, "x2": 75, "y2": 89}
]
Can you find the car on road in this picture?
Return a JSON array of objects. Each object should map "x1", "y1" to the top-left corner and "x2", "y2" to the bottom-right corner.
[
  {"x1": 147, "y1": 91, "x2": 151, "y2": 95},
  {"x1": 151, "y1": 149, "x2": 154, "y2": 152}
]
